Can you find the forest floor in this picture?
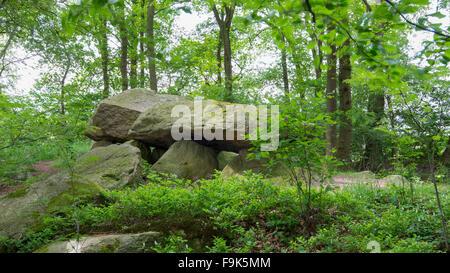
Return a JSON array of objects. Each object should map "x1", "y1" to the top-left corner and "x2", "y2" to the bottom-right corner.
[
  {"x1": 0, "y1": 160, "x2": 58, "y2": 197},
  {"x1": 29, "y1": 160, "x2": 59, "y2": 177},
  {"x1": 0, "y1": 159, "x2": 443, "y2": 197},
  {"x1": 331, "y1": 174, "x2": 389, "y2": 188}
]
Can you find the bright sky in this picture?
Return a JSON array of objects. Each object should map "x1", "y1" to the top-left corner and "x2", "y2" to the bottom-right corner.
[{"x1": 5, "y1": 2, "x2": 448, "y2": 96}]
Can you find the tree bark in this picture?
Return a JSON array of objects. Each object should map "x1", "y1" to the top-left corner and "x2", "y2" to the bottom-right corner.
[
  {"x1": 216, "y1": 30, "x2": 222, "y2": 84},
  {"x1": 281, "y1": 33, "x2": 289, "y2": 95},
  {"x1": 325, "y1": 36, "x2": 337, "y2": 156},
  {"x1": 129, "y1": 0, "x2": 138, "y2": 89},
  {"x1": 311, "y1": 34, "x2": 322, "y2": 96},
  {"x1": 139, "y1": 0, "x2": 145, "y2": 87},
  {"x1": 362, "y1": 0, "x2": 385, "y2": 171},
  {"x1": 336, "y1": 38, "x2": 352, "y2": 166},
  {"x1": 364, "y1": 93, "x2": 385, "y2": 171},
  {"x1": 99, "y1": 19, "x2": 110, "y2": 98},
  {"x1": 212, "y1": 3, "x2": 235, "y2": 101},
  {"x1": 427, "y1": 140, "x2": 449, "y2": 251},
  {"x1": 147, "y1": 0, "x2": 157, "y2": 92},
  {"x1": 119, "y1": 5, "x2": 128, "y2": 91},
  {"x1": 60, "y1": 63, "x2": 70, "y2": 115},
  {"x1": 441, "y1": 138, "x2": 450, "y2": 167}
]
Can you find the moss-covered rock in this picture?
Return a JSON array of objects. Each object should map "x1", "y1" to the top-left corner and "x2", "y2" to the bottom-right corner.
[
  {"x1": 90, "y1": 140, "x2": 113, "y2": 150},
  {"x1": 76, "y1": 143, "x2": 142, "y2": 190},
  {"x1": 221, "y1": 150, "x2": 285, "y2": 178},
  {"x1": 0, "y1": 143, "x2": 142, "y2": 238},
  {"x1": 217, "y1": 151, "x2": 238, "y2": 170},
  {"x1": 151, "y1": 141, "x2": 218, "y2": 180},
  {"x1": 84, "y1": 88, "x2": 192, "y2": 142},
  {"x1": 35, "y1": 232, "x2": 161, "y2": 253},
  {"x1": 128, "y1": 99, "x2": 255, "y2": 152},
  {"x1": 124, "y1": 140, "x2": 152, "y2": 164},
  {"x1": 384, "y1": 175, "x2": 406, "y2": 186}
]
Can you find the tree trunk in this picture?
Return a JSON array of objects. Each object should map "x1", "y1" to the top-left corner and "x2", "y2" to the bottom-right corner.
[
  {"x1": 325, "y1": 39, "x2": 337, "y2": 156},
  {"x1": 99, "y1": 19, "x2": 109, "y2": 98},
  {"x1": 281, "y1": 33, "x2": 289, "y2": 95},
  {"x1": 0, "y1": 33, "x2": 13, "y2": 78},
  {"x1": 441, "y1": 138, "x2": 450, "y2": 167},
  {"x1": 138, "y1": 0, "x2": 145, "y2": 87},
  {"x1": 216, "y1": 30, "x2": 222, "y2": 84},
  {"x1": 361, "y1": 1, "x2": 386, "y2": 171},
  {"x1": 119, "y1": 5, "x2": 128, "y2": 91},
  {"x1": 427, "y1": 140, "x2": 449, "y2": 251},
  {"x1": 311, "y1": 34, "x2": 322, "y2": 96},
  {"x1": 222, "y1": 22, "x2": 232, "y2": 100},
  {"x1": 364, "y1": 93, "x2": 385, "y2": 171},
  {"x1": 129, "y1": 0, "x2": 138, "y2": 89},
  {"x1": 212, "y1": 4, "x2": 234, "y2": 102},
  {"x1": 60, "y1": 64, "x2": 70, "y2": 115},
  {"x1": 336, "y1": 38, "x2": 352, "y2": 166},
  {"x1": 147, "y1": 0, "x2": 157, "y2": 92}
]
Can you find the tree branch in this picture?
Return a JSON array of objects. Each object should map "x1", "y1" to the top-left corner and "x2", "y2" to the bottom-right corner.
[{"x1": 384, "y1": 0, "x2": 450, "y2": 39}]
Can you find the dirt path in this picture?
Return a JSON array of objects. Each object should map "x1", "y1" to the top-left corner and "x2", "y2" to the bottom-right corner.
[
  {"x1": 29, "y1": 160, "x2": 59, "y2": 177},
  {"x1": 330, "y1": 174, "x2": 387, "y2": 188},
  {"x1": 0, "y1": 160, "x2": 58, "y2": 197}
]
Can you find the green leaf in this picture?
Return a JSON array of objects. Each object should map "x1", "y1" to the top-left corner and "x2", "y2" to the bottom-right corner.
[
  {"x1": 322, "y1": 45, "x2": 332, "y2": 55},
  {"x1": 428, "y1": 12, "x2": 445, "y2": 19},
  {"x1": 313, "y1": 55, "x2": 320, "y2": 69},
  {"x1": 432, "y1": 135, "x2": 441, "y2": 141},
  {"x1": 307, "y1": 41, "x2": 317, "y2": 50},
  {"x1": 445, "y1": 49, "x2": 450, "y2": 58}
]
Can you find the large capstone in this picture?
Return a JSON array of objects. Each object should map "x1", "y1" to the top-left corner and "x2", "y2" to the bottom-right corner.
[
  {"x1": 85, "y1": 88, "x2": 189, "y2": 142},
  {"x1": 150, "y1": 140, "x2": 218, "y2": 180},
  {"x1": 129, "y1": 99, "x2": 256, "y2": 152}
]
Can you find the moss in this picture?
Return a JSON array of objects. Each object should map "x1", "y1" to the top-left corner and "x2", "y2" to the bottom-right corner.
[
  {"x1": 98, "y1": 239, "x2": 121, "y2": 253},
  {"x1": 33, "y1": 245, "x2": 49, "y2": 253},
  {"x1": 5, "y1": 188, "x2": 28, "y2": 199},
  {"x1": 46, "y1": 180, "x2": 103, "y2": 213}
]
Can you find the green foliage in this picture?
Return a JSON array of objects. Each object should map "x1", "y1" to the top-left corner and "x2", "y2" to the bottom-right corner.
[
  {"x1": 1, "y1": 0, "x2": 449, "y2": 254},
  {"x1": 250, "y1": 93, "x2": 336, "y2": 215},
  {"x1": 5, "y1": 172, "x2": 441, "y2": 253},
  {"x1": 151, "y1": 233, "x2": 192, "y2": 253}
]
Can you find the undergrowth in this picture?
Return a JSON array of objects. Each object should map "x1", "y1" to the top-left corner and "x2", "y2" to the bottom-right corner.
[{"x1": 1, "y1": 172, "x2": 448, "y2": 253}]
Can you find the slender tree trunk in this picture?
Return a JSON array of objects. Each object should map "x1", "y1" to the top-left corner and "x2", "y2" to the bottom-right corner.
[
  {"x1": 364, "y1": 93, "x2": 385, "y2": 171},
  {"x1": 386, "y1": 95, "x2": 397, "y2": 159},
  {"x1": 427, "y1": 140, "x2": 449, "y2": 251},
  {"x1": 0, "y1": 33, "x2": 13, "y2": 78},
  {"x1": 281, "y1": 33, "x2": 289, "y2": 95},
  {"x1": 336, "y1": 38, "x2": 352, "y2": 166},
  {"x1": 147, "y1": 0, "x2": 157, "y2": 92},
  {"x1": 325, "y1": 37, "x2": 337, "y2": 156},
  {"x1": 60, "y1": 64, "x2": 70, "y2": 115},
  {"x1": 311, "y1": 35, "x2": 322, "y2": 95},
  {"x1": 119, "y1": 5, "x2": 128, "y2": 91},
  {"x1": 212, "y1": 4, "x2": 234, "y2": 101},
  {"x1": 222, "y1": 23, "x2": 232, "y2": 100},
  {"x1": 139, "y1": 0, "x2": 145, "y2": 87},
  {"x1": 216, "y1": 30, "x2": 222, "y2": 84},
  {"x1": 282, "y1": 36, "x2": 303, "y2": 96},
  {"x1": 99, "y1": 19, "x2": 109, "y2": 98},
  {"x1": 362, "y1": 0, "x2": 386, "y2": 171},
  {"x1": 129, "y1": 0, "x2": 138, "y2": 89},
  {"x1": 441, "y1": 138, "x2": 450, "y2": 167}
]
